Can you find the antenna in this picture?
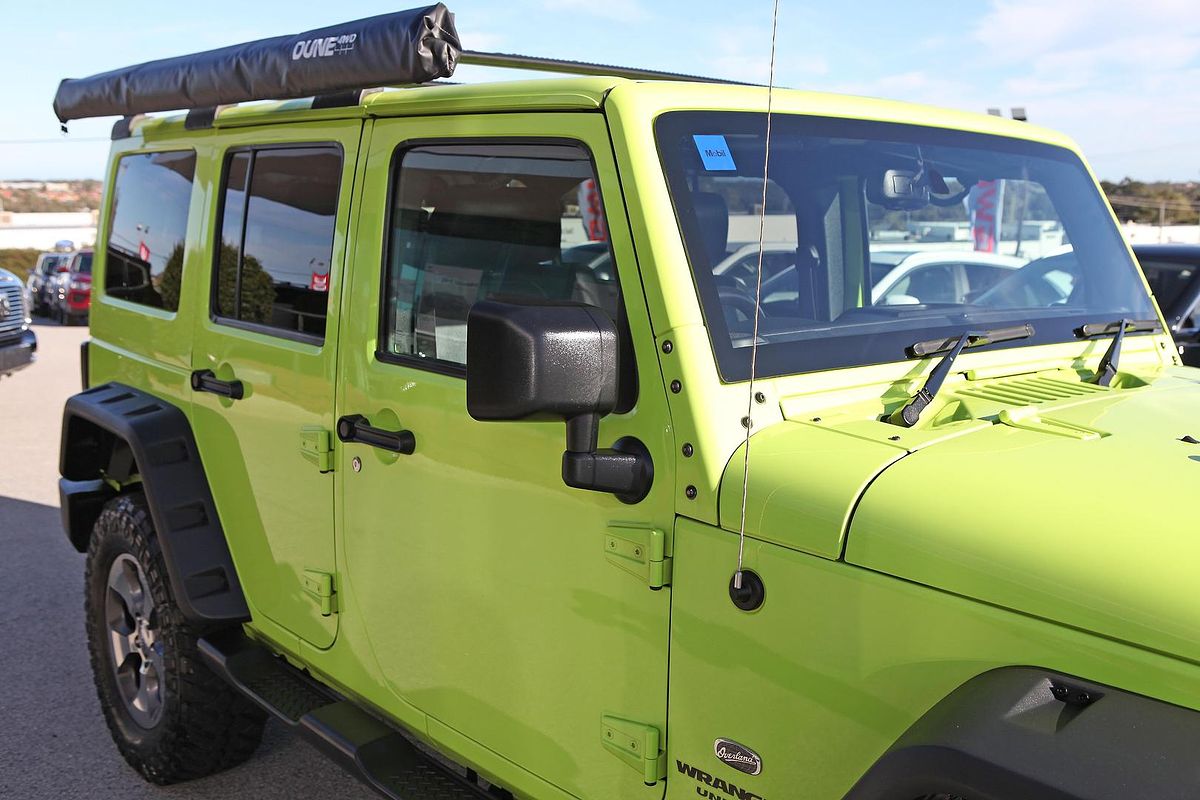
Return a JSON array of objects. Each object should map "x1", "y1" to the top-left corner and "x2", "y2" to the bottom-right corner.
[{"x1": 733, "y1": 0, "x2": 781, "y2": 595}]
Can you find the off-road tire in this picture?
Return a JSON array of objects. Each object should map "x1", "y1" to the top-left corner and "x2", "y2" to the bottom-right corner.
[{"x1": 84, "y1": 492, "x2": 266, "y2": 783}]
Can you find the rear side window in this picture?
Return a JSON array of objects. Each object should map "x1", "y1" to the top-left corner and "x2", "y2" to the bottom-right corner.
[
  {"x1": 380, "y1": 142, "x2": 619, "y2": 369},
  {"x1": 214, "y1": 146, "x2": 341, "y2": 340},
  {"x1": 105, "y1": 150, "x2": 196, "y2": 311}
]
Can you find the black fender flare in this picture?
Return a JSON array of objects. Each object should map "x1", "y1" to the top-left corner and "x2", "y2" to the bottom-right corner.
[
  {"x1": 843, "y1": 666, "x2": 1200, "y2": 800},
  {"x1": 59, "y1": 381, "x2": 249, "y2": 624}
]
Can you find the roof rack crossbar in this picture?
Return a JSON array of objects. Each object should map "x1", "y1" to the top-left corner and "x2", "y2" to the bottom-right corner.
[{"x1": 458, "y1": 50, "x2": 754, "y2": 86}]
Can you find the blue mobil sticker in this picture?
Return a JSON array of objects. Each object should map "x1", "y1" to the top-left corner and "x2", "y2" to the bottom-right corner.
[{"x1": 693, "y1": 135, "x2": 736, "y2": 171}]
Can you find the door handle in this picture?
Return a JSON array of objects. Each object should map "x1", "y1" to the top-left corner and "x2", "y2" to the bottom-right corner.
[
  {"x1": 337, "y1": 414, "x2": 415, "y2": 455},
  {"x1": 190, "y1": 369, "x2": 245, "y2": 400}
]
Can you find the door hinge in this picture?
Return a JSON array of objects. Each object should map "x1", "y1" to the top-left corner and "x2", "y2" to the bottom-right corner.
[
  {"x1": 605, "y1": 525, "x2": 672, "y2": 589},
  {"x1": 302, "y1": 569, "x2": 337, "y2": 616},
  {"x1": 300, "y1": 426, "x2": 334, "y2": 472},
  {"x1": 601, "y1": 715, "x2": 666, "y2": 785}
]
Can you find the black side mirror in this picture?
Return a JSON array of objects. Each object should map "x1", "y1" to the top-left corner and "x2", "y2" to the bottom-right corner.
[{"x1": 466, "y1": 300, "x2": 652, "y2": 504}]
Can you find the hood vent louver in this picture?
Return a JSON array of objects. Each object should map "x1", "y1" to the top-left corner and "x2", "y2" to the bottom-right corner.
[{"x1": 955, "y1": 376, "x2": 1108, "y2": 406}]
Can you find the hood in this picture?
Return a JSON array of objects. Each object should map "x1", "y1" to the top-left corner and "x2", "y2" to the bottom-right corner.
[{"x1": 843, "y1": 369, "x2": 1200, "y2": 664}]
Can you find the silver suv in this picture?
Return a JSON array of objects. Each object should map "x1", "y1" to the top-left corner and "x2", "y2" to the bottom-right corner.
[{"x1": 0, "y1": 268, "x2": 36, "y2": 378}]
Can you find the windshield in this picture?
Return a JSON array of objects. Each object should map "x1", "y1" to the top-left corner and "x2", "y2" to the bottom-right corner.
[
  {"x1": 656, "y1": 112, "x2": 1155, "y2": 380},
  {"x1": 40, "y1": 254, "x2": 68, "y2": 274}
]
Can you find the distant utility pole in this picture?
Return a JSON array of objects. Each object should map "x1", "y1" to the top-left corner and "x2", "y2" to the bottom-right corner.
[{"x1": 988, "y1": 107, "x2": 1031, "y2": 255}]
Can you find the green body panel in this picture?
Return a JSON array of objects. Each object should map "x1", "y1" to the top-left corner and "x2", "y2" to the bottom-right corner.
[
  {"x1": 717, "y1": 422, "x2": 904, "y2": 558},
  {"x1": 847, "y1": 368, "x2": 1200, "y2": 665},
  {"x1": 325, "y1": 112, "x2": 676, "y2": 799},
  {"x1": 665, "y1": 517, "x2": 1200, "y2": 799},
  {"x1": 187, "y1": 118, "x2": 364, "y2": 650},
  {"x1": 79, "y1": 77, "x2": 1200, "y2": 799}
]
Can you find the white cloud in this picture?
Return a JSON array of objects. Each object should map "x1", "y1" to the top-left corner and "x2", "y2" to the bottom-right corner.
[{"x1": 965, "y1": 0, "x2": 1200, "y2": 178}]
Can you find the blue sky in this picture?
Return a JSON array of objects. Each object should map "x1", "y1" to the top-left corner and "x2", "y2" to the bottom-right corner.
[{"x1": 2, "y1": 0, "x2": 1197, "y2": 181}]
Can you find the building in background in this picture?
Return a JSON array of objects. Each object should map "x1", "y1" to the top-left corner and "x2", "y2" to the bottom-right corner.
[{"x1": 0, "y1": 210, "x2": 97, "y2": 250}]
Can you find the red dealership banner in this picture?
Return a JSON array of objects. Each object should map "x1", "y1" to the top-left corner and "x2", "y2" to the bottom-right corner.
[
  {"x1": 578, "y1": 179, "x2": 607, "y2": 241},
  {"x1": 967, "y1": 180, "x2": 1004, "y2": 252}
]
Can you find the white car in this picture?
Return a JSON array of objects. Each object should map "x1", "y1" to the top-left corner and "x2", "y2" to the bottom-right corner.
[
  {"x1": 870, "y1": 250, "x2": 1028, "y2": 305},
  {"x1": 711, "y1": 244, "x2": 1027, "y2": 312}
]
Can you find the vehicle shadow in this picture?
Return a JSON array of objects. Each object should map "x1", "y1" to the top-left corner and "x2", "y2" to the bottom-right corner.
[{"x1": 0, "y1": 493, "x2": 372, "y2": 799}]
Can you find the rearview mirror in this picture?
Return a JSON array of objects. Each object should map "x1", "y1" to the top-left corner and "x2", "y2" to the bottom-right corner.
[
  {"x1": 867, "y1": 168, "x2": 930, "y2": 211},
  {"x1": 466, "y1": 300, "x2": 652, "y2": 503}
]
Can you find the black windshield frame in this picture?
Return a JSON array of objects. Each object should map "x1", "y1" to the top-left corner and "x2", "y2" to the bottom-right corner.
[{"x1": 655, "y1": 111, "x2": 1155, "y2": 382}]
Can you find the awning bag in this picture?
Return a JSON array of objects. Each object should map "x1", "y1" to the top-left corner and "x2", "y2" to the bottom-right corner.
[{"x1": 53, "y1": 4, "x2": 460, "y2": 122}]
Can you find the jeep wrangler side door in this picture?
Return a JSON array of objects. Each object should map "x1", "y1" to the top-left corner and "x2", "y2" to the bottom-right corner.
[
  {"x1": 336, "y1": 112, "x2": 677, "y2": 799},
  {"x1": 190, "y1": 120, "x2": 363, "y2": 649}
]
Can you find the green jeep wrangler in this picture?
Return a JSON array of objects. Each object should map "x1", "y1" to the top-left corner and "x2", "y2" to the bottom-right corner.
[{"x1": 54, "y1": 6, "x2": 1200, "y2": 800}]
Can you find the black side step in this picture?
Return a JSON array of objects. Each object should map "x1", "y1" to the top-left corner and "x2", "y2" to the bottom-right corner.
[{"x1": 198, "y1": 629, "x2": 498, "y2": 800}]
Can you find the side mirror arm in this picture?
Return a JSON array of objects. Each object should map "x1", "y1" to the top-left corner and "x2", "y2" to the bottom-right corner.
[{"x1": 561, "y1": 415, "x2": 653, "y2": 504}]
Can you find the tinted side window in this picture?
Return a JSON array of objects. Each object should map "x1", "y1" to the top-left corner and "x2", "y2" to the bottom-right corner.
[
  {"x1": 1139, "y1": 259, "x2": 1195, "y2": 312},
  {"x1": 105, "y1": 150, "x2": 196, "y2": 311},
  {"x1": 381, "y1": 143, "x2": 619, "y2": 368},
  {"x1": 214, "y1": 146, "x2": 341, "y2": 340}
]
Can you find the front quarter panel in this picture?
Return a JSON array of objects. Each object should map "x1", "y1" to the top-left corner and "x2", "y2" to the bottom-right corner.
[{"x1": 665, "y1": 518, "x2": 1200, "y2": 799}]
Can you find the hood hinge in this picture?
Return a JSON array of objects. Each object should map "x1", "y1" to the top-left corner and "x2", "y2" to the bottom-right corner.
[
  {"x1": 302, "y1": 569, "x2": 337, "y2": 616},
  {"x1": 601, "y1": 715, "x2": 666, "y2": 785},
  {"x1": 605, "y1": 525, "x2": 672, "y2": 589}
]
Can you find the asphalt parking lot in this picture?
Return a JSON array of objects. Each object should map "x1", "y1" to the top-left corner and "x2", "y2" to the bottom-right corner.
[{"x1": 0, "y1": 320, "x2": 375, "y2": 799}]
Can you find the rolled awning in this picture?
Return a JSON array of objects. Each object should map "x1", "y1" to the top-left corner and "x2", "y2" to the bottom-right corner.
[{"x1": 53, "y1": 4, "x2": 461, "y2": 123}]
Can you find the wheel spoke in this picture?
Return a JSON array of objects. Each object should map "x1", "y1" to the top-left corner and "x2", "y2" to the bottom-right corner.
[
  {"x1": 109, "y1": 629, "x2": 135, "y2": 665},
  {"x1": 134, "y1": 676, "x2": 153, "y2": 712},
  {"x1": 107, "y1": 560, "x2": 145, "y2": 620}
]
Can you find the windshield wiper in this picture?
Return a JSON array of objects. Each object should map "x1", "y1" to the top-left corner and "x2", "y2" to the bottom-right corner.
[
  {"x1": 1074, "y1": 318, "x2": 1160, "y2": 386},
  {"x1": 888, "y1": 323, "x2": 1035, "y2": 427}
]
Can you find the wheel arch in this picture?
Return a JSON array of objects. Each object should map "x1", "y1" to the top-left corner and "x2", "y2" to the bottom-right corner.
[
  {"x1": 59, "y1": 381, "x2": 249, "y2": 624},
  {"x1": 842, "y1": 666, "x2": 1200, "y2": 800}
]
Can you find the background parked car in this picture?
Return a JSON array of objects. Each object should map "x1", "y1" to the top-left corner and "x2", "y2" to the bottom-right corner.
[
  {"x1": 708, "y1": 243, "x2": 1029, "y2": 320},
  {"x1": 25, "y1": 251, "x2": 72, "y2": 315},
  {"x1": 48, "y1": 250, "x2": 92, "y2": 326},
  {"x1": 869, "y1": 250, "x2": 1028, "y2": 305},
  {"x1": 1133, "y1": 243, "x2": 1200, "y2": 366},
  {"x1": 0, "y1": 266, "x2": 37, "y2": 378}
]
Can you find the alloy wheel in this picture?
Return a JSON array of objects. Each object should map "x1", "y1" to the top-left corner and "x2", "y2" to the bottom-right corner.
[{"x1": 104, "y1": 553, "x2": 165, "y2": 728}]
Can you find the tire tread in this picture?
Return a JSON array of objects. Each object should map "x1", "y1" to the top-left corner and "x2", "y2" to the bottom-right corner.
[{"x1": 84, "y1": 492, "x2": 266, "y2": 784}]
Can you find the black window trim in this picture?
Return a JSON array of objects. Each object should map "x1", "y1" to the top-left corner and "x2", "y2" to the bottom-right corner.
[
  {"x1": 209, "y1": 140, "x2": 345, "y2": 347},
  {"x1": 102, "y1": 146, "x2": 198, "y2": 317},
  {"x1": 373, "y1": 135, "x2": 633, "y2": 383}
]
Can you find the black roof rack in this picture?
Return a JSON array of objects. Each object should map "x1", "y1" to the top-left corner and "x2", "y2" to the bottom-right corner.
[
  {"x1": 58, "y1": 3, "x2": 744, "y2": 134},
  {"x1": 457, "y1": 51, "x2": 750, "y2": 85}
]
